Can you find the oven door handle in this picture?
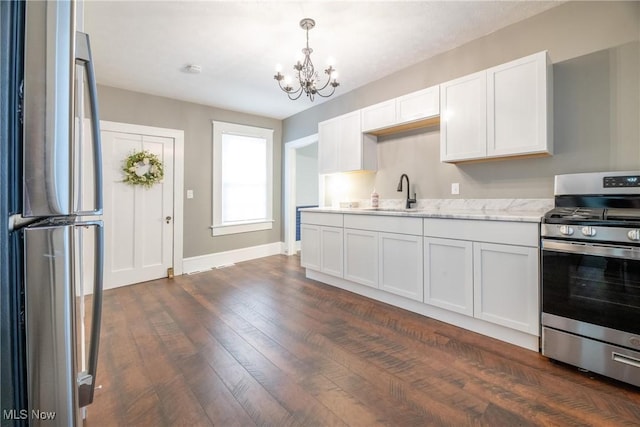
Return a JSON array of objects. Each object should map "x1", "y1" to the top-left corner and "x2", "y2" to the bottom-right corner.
[{"x1": 542, "y1": 239, "x2": 640, "y2": 261}]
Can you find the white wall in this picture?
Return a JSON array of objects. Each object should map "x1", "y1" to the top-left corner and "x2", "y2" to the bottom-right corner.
[{"x1": 295, "y1": 142, "x2": 319, "y2": 206}]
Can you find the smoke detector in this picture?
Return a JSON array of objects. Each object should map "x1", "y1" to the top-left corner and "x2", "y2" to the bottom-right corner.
[{"x1": 183, "y1": 64, "x2": 202, "y2": 74}]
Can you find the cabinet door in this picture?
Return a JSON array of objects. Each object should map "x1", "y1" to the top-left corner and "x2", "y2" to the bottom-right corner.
[
  {"x1": 397, "y1": 86, "x2": 439, "y2": 123},
  {"x1": 338, "y1": 111, "x2": 363, "y2": 172},
  {"x1": 318, "y1": 118, "x2": 340, "y2": 174},
  {"x1": 473, "y1": 242, "x2": 539, "y2": 335},
  {"x1": 344, "y1": 228, "x2": 378, "y2": 288},
  {"x1": 440, "y1": 71, "x2": 487, "y2": 162},
  {"x1": 424, "y1": 237, "x2": 473, "y2": 316},
  {"x1": 300, "y1": 224, "x2": 320, "y2": 270},
  {"x1": 487, "y1": 51, "x2": 550, "y2": 157},
  {"x1": 320, "y1": 226, "x2": 343, "y2": 278},
  {"x1": 379, "y1": 233, "x2": 423, "y2": 302},
  {"x1": 361, "y1": 99, "x2": 396, "y2": 132}
]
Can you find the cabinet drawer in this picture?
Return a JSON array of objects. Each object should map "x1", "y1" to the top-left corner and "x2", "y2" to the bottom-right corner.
[
  {"x1": 344, "y1": 214, "x2": 422, "y2": 235},
  {"x1": 424, "y1": 218, "x2": 539, "y2": 247},
  {"x1": 301, "y1": 212, "x2": 343, "y2": 227}
]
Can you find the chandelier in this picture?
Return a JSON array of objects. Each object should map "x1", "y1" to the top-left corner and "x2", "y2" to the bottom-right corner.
[{"x1": 274, "y1": 18, "x2": 340, "y2": 101}]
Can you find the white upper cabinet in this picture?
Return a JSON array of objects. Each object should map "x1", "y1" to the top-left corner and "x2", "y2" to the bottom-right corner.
[
  {"x1": 487, "y1": 51, "x2": 552, "y2": 157},
  {"x1": 440, "y1": 51, "x2": 552, "y2": 163},
  {"x1": 361, "y1": 85, "x2": 440, "y2": 134},
  {"x1": 361, "y1": 99, "x2": 397, "y2": 132},
  {"x1": 440, "y1": 71, "x2": 487, "y2": 162},
  {"x1": 396, "y1": 86, "x2": 440, "y2": 124},
  {"x1": 318, "y1": 117, "x2": 340, "y2": 174},
  {"x1": 318, "y1": 111, "x2": 377, "y2": 174}
]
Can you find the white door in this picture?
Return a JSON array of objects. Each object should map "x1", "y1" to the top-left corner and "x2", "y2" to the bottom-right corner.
[
  {"x1": 473, "y1": 242, "x2": 539, "y2": 334},
  {"x1": 318, "y1": 117, "x2": 340, "y2": 174},
  {"x1": 378, "y1": 232, "x2": 423, "y2": 302},
  {"x1": 102, "y1": 130, "x2": 174, "y2": 289},
  {"x1": 440, "y1": 70, "x2": 487, "y2": 162},
  {"x1": 300, "y1": 224, "x2": 321, "y2": 270},
  {"x1": 487, "y1": 51, "x2": 549, "y2": 157},
  {"x1": 344, "y1": 228, "x2": 379, "y2": 288},
  {"x1": 320, "y1": 226, "x2": 344, "y2": 278},
  {"x1": 424, "y1": 237, "x2": 474, "y2": 316}
]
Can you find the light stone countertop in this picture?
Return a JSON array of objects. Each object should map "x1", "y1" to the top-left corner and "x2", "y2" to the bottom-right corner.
[{"x1": 301, "y1": 199, "x2": 553, "y2": 223}]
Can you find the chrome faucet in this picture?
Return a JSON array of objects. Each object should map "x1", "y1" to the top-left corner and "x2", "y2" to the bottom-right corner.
[{"x1": 397, "y1": 173, "x2": 416, "y2": 209}]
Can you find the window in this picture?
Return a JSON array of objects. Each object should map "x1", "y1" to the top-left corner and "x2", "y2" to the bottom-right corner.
[{"x1": 212, "y1": 121, "x2": 274, "y2": 236}]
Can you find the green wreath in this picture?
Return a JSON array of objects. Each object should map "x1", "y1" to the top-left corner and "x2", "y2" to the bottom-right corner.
[{"x1": 122, "y1": 150, "x2": 164, "y2": 188}]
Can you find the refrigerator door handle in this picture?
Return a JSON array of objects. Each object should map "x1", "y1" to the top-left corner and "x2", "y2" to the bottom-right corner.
[
  {"x1": 76, "y1": 220, "x2": 104, "y2": 408},
  {"x1": 75, "y1": 32, "x2": 103, "y2": 216}
]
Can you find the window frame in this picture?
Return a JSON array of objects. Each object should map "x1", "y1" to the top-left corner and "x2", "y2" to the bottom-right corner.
[{"x1": 211, "y1": 121, "x2": 274, "y2": 236}]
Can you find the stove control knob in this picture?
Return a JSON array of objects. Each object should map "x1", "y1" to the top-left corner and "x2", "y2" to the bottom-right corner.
[
  {"x1": 559, "y1": 225, "x2": 574, "y2": 236},
  {"x1": 628, "y1": 229, "x2": 640, "y2": 241},
  {"x1": 581, "y1": 226, "x2": 597, "y2": 237}
]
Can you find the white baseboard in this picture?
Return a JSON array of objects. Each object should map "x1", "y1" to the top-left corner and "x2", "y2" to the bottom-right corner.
[{"x1": 183, "y1": 242, "x2": 284, "y2": 274}]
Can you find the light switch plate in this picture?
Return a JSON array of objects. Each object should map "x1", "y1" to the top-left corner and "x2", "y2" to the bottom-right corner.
[{"x1": 186, "y1": 190, "x2": 194, "y2": 199}]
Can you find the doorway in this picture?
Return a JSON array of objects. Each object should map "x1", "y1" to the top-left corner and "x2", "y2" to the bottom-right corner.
[
  {"x1": 100, "y1": 121, "x2": 184, "y2": 289},
  {"x1": 283, "y1": 133, "x2": 322, "y2": 256}
]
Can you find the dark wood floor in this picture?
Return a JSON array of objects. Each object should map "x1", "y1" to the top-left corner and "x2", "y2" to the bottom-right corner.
[{"x1": 85, "y1": 255, "x2": 640, "y2": 426}]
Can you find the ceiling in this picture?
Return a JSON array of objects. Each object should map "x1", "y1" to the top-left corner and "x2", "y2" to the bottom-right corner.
[{"x1": 84, "y1": 1, "x2": 561, "y2": 120}]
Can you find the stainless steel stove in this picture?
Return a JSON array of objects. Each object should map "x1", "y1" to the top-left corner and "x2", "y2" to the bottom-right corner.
[{"x1": 541, "y1": 171, "x2": 640, "y2": 387}]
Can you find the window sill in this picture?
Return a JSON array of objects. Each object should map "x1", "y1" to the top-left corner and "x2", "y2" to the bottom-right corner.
[{"x1": 211, "y1": 220, "x2": 274, "y2": 236}]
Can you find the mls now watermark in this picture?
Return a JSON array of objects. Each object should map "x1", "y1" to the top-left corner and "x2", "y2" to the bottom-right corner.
[{"x1": 3, "y1": 409, "x2": 57, "y2": 421}]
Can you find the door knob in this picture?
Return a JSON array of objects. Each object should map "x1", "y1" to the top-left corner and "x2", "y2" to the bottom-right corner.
[{"x1": 166, "y1": 216, "x2": 172, "y2": 224}]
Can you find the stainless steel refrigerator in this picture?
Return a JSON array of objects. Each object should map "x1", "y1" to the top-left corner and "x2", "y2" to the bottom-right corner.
[{"x1": 1, "y1": 1, "x2": 104, "y2": 425}]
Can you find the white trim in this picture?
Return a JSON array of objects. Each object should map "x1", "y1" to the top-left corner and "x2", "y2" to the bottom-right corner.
[
  {"x1": 183, "y1": 242, "x2": 283, "y2": 274},
  {"x1": 211, "y1": 219, "x2": 273, "y2": 236},
  {"x1": 283, "y1": 133, "x2": 320, "y2": 257},
  {"x1": 99, "y1": 120, "x2": 185, "y2": 276}
]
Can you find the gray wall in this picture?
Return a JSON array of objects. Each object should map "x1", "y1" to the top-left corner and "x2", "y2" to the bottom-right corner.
[
  {"x1": 97, "y1": 85, "x2": 282, "y2": 258},
  {"x1": 283, "y1": 1, "x2": 640, "y2": 202}
]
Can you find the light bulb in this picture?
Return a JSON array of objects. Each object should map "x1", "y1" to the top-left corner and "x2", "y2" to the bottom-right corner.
[
  {"x1": 284, "y1": 75, "x2": 292, "y2": 85},
  {"x1": 331, "y1": 71, "x2": 339, "y2": 81},
  {"x1": 275, "y1": 63, "x2": 283, "y2": 73}
]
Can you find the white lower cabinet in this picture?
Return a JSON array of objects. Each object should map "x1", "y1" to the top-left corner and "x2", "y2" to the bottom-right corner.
[
  {"x1": 344, "y1": 228, "x2": 378, "y2": 288},
  {"x1": 343, "y1": 227, "x2": 423, "y2": 300},
  {"x1": 473, "y1": 242, "x2": 539, "y2": 334},
  {"x1": 300, "y1": 224, "x2": 321, "y2": 271},
  {"x1": 424, "y1": 237, "x2": 473, "y2": 316},
  {"x1": 379, "y1": 232, "x2": 423, "y2": 302},
  {"x1": 300, "y1": 212, "x2": 344, "y2": 278},
  {"x1": 301, "y1": 224, "x2": 343, "y2": 277},
  {"x1": 301, "y1": 211, "x2": 541, "y2": 349},
  {"x1": 320, "y1": 227, "x2": 344, "y2": 278},
  {"x1": 342, "y1": 215, "x2": 423, "y2": 302},
  {"x1": 423, "y1": 218, "x2": 540, "y2": 336}
]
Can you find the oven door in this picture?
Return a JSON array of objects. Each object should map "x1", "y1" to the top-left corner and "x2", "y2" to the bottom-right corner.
[{"x1": 541, "y1": 239, "x2": 640, "y2": 342}]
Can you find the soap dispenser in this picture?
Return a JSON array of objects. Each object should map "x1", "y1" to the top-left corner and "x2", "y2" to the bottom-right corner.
[{"x1": 371, "y1": 188, "x2": 379, "y2": 208}]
